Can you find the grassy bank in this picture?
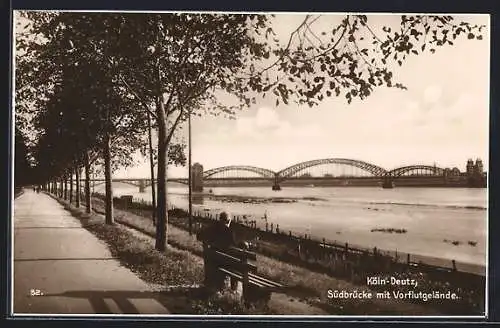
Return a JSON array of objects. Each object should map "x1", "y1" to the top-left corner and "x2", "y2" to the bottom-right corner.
[
  {"x1": 84, "y1": 196, "x2": 447, "y2": 316},
  {"x1": 96, "y1": 195, "x2": 486, "y2": 315}
]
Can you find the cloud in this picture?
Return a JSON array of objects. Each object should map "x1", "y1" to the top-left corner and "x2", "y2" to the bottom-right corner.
[
  {"x1": 233, "y1": 106, "x2": 324, "y2": 142},
  {"x1": 274, "y1": 121, "x2": 292, "y2": 137},
  {"x1": 423, "y1": 85, "x2": 443, "y2": 104},
  {"x1": 255, "y1": 106, "x2": 281, "y2": 128},
  {"x1": 295, "y1": 125, "x2": 323, "y2": 138},
  {"x1": 236, "y1": 117, "x2": 255, "y2": 136},
  {"x1": 406, "y1": 93, "x2": 488, "y2": 148},
  {"x1": 235, "y1": 107, "x2": 281, "y2": 137}
]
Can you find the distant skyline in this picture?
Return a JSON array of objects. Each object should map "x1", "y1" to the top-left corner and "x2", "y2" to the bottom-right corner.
[{"x1": 113, "y1": 14, "x2": 489, "y2": 179}]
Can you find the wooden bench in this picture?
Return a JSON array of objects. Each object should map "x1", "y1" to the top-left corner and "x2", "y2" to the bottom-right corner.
[{"x1": 202, "y1": 242, "x2": 284, "y2": 305}]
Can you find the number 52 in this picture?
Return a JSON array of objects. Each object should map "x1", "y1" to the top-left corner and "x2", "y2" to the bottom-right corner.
[{"x1": 30, "y1": 289, "x2": 42, "y2": 296}]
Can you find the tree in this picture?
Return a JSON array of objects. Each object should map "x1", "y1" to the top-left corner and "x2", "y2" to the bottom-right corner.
[
  {"x1": 14, "y1": 127, "x2": 33, "y2": 187},
  {"x1": 18, "y1": 12, "x2": 150, "y2": 223},
  {"x1": 137, "y1": 125, "x2": 187, "y2": 223},
  {"x1": 94, "y1": 14, "x2": 283, "y2": 251}
]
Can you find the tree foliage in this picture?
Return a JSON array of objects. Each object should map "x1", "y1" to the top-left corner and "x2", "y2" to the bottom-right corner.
[{"x1": 234, "y1": 15, "x2": 485, "y2": 106}]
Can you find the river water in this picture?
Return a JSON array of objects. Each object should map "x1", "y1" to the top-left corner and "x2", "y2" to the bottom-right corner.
[{"x1": 98, "y1": 183, "x2": 487, "y2": 267}]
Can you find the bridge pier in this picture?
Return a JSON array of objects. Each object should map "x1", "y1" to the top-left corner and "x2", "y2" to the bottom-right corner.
[
  {"x1": 191, "y1": 163, "x2": 204, "y2": 192},
  {"x1": 272, "y1": 176, "x2": 281, "y2": 191},
  {"x1": 382, "y1": 177, "x2": 395, "y2": 189},
  {"x1": 138, "y1": 180, "x2": 146, "y2": 193}
]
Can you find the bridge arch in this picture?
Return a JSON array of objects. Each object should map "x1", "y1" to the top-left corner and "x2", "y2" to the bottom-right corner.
[
  {"x1": 203, "y1": 166, "x2": 276, "y2": 179},
  {"x1": 387, "y1": 165, "x2": 445, "y2": 177},
  {"x1": 277, "y1": 158, "x2": 388, "y2": 180}
]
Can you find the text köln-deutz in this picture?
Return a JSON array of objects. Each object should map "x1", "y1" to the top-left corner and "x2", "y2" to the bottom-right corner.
[{"x1": 367, "y1": 276, "x2": 418, "y2": 288}]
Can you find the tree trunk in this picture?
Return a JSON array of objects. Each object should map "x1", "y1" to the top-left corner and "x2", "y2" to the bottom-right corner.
[
  {"x1": 155, "y1": 102, "x2": 168, "y2": 251},
  {"x1": 59, "y1": 178, "x2": 63, "y2": 197},
  {"x1": 75, "y1": 166, "x2": 80, "y2": 208},
  {"x1": 104, "y1": 134, "x2": 114, "y2": 224},
  {"x1": 188, "y1": 113, "x2": 193, "y2": 235},
  {"x1": 85, "y1": 152, "x2": 92, "y2": 214},
  {"x1": 147, "y1": 111, "x2": 157, "y2": 223},
  {"x1": 64, "y1": 175, "x2": 68, "y2": 200},
  {"x1": 69, "y1": 172, "x2": 73, "y2": 203}
]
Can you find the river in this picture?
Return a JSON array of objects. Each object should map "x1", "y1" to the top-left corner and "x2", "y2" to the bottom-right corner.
[{"x1": 96, "y1": 183, "x2": 487, "y2": 267}]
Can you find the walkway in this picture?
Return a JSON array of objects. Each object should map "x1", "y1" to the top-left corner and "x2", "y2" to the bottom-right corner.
[{"x1": 13, "y1": 189, "x2": 170, "y2": 315}]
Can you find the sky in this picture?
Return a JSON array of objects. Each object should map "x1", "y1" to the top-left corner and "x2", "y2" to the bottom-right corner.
[
  {"x1": 113, "y1": 13, "x2": 490, "y2": 179},
  {"x1": 14, "y1": 12, "x2": 489, "y2": 179}
]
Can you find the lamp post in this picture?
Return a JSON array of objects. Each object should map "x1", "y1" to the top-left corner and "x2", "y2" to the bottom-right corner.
[
  {"x1": 147, "y1": 110, "x2": 157, "y2": 223},
  {"x1": 188, "y1": 110, "x2": 193, "y2": 236}
]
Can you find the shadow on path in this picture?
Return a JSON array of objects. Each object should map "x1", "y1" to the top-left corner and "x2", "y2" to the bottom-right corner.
[
  {"x1": 43, "y1": 286, "x2": 211, "y2": 314},
  {"x1": 14, "y1": 257, "x2": 117, "y2": 262},
  {"x1": 14, "y1": 227, "x2": 85, "y2": 230}
]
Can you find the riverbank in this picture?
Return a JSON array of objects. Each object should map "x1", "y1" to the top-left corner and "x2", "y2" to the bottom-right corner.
[
  {"x1": 116, "y1": 186, "x2": 486, "y2": 270},
  {"x1": 114, "y1": 192, "x2": 486, "y2": 276},
  {"x1": 75, "y1": 193, "x2": 482, "y2": 315}
]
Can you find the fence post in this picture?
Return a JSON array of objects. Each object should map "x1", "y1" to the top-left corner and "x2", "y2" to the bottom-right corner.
[
  {"x1": 202, "y1": 242, "x2": 213, "y2": 288},
  {"x1": 241, "y1": 253, "x2": 250, "y2": 305},
  {"x1": 407, "y1": 253, "x2": 411, "y2": 265},
  {"x1": 452, "y1": 259, "x2": 457, "y2": 271},
  {"x1": 322, "y1": 238, "x2": 326, "y2": 258}
]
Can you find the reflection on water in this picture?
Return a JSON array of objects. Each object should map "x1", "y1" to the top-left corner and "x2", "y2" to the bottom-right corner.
[
  {"x1": 95, "y1": 183, "x2": 487, "y2": 266},
  {"x1": 192, "y1": 194, "x2": 204, "y2": 205}
]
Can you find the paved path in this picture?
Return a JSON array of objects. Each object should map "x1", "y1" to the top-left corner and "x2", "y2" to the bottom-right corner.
[{"x1": 13, "y1": 190, "x2": 170, "y2": 315}]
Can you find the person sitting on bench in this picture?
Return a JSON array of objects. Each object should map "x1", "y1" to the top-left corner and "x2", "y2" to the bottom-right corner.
[
  {"x1": 199, "y1": 212, "x2": 248, "y2": 291},
  {"x1": 201, "y1": 212, "x2": 236, "y2": 250}
]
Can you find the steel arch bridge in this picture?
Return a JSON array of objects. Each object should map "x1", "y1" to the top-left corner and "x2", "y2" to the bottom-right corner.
[
  {"x1": 76, "y1": 160, "x2": 456, "y2": 192},
  {"x1": 386, "y1": 165, "x2": 445, "y2": 177},
  {"x1": 203, "y1": 165, "x2": 277, "y2": 179},
  {"x1": 80, "y1": 179, "x2": 151, "y2": 188},
  {"x1": 277, "y1": 158, "x2": 388, "y2": 180}
]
